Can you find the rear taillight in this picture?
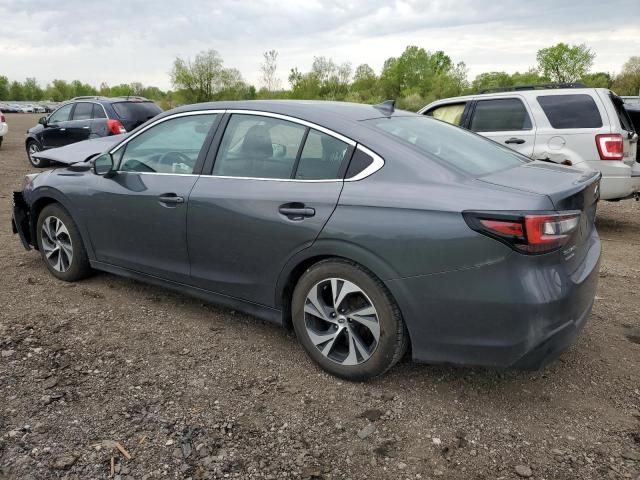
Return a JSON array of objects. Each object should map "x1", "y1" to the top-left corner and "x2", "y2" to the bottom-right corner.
[
  {"x1": 0, "y1": 113, "x2": 5, "y2": 122},
  {"x1": 595, "y1": 134, "x2": 623, "y2": 160},
  {"x1": 107, "y1": 119, "x2": 126, "y2": 135},
  {"x1": 465, "y1": 211, "x2": 581, "y2": 254}
]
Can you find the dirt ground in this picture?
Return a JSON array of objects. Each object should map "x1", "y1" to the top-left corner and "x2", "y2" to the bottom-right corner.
[{"x1": 0, "y1": 113, "x2": 639, "y2": 480}]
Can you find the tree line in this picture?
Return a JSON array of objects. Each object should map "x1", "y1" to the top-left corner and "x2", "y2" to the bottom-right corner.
[{"x1": 1, "y1": 43, "x2": 639, "y2": 112}]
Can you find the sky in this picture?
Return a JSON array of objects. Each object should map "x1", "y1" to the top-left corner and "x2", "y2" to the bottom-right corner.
[{"x1": 1, "y1": 0, "x2": 639, "y2": 91}]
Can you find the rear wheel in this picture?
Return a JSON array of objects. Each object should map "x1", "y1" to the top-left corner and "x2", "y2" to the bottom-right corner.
[
  {"x1": 291, "y1": 259, "x2": 408, "y2": 380},
  {"x1": 36, "y1": 204, "x2": 92, "y2": 281},
  {"x1": 27, "y1": 140, "x2": 48, "y2": 168}
]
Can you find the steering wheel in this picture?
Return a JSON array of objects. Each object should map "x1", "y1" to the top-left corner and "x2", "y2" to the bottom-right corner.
[{"x1": 159, "y1": 151, "x2": 192, "y2": 168}]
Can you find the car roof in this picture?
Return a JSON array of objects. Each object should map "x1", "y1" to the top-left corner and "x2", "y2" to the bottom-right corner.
[{"x1": 170, "y1": 100, "x2": 416, "y2": 124}]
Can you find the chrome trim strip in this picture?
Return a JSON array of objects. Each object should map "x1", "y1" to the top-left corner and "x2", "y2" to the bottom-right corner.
[
  {"x1": 109, "y1": 110, "x2": 226, "y2": 154},
  {"x1": 346, "y1": 145, "x2": 385, "y2": 181},
  {"x1": 225, "y1": 109, "x2": 357, "y2": 146},
  {"x1": 108, "y1": 108, "x2": 385, "y2": 182}
]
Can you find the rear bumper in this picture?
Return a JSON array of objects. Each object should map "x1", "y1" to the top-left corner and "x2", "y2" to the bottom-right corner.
[
  {"x1": 11, "y1": 191, "x2": 32, "y2": 250},
  {"x1": 582, "y1": 160, "x2": 640, "y2": 200},
  {"x1": 386, "y1": 229, "x2": 601, "y2": 369}
]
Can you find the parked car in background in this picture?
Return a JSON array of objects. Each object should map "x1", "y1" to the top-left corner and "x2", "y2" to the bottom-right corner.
[
  {"x1": 622, "y1": 96, "x2": 640, "y2": 106},
  {"x1": 0, "y1": 109, "x2": 7, "y2": 148},
  {"x1": 20, "y1": 105, "x2": 35, "y2": 113},
  {"x1": 25, "y1": 96, "x2": 162, "y2": 167},
  {"x1": 1, "y1": 104, "x2": 21, "y2": 113},
  {"x1": 31, "y1": 104, "x2": 46, "y2": 113},
  {"x1": 420, "y1": 84, "x2": 639, "y2": 201},
  {"x1": 13, "y1": 100, "x2": 601, "y2": 379}
]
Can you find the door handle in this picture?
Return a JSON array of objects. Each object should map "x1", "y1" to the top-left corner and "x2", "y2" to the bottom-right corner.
[
  {"x1": 159, "y1": 194, "x2": 185, "y2": 205},
  {"x1": 82, "y1": 126, "x2": 90, "y2": 129},
  {"x1": 505, "y1": 137, "x2": 525, "y2": 144},
  {"x1": 59, "y1": 128, "x2": 66, "y2": 132},
  {"x1": 279, "y1": 203, "x2": 315, "y2": 220}
]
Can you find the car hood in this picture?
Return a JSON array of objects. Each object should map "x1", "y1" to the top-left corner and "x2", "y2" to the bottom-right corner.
[{"x1": 32, "y1": 134, "x2": 126, "y2": 164}]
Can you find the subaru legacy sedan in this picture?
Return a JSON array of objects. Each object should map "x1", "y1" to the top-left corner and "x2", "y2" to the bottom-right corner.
[{"x1": 11, "y1": 100, "x2": 601, "y2": 380}]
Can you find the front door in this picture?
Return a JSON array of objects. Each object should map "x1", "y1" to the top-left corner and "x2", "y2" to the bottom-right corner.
[
  {"x1": 187, "y1": 113, "x2": 352, "y2": 306},
  {"x1": 467, "y1": 97, "x2": 536, "y2": 157},
  {"x1": 66, "y1": 102, "x2": 94, "y2": 144},
  {"x1": 41, "y1": 103, "x2": 74, "y2": 149},
  {"x1": 83, "y1": 112, "x2": 220, "y2": 281}
]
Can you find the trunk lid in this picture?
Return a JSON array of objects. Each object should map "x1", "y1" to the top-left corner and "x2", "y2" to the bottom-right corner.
[{"x1": 479, "y1": 161, "x2": 600, "y2": 271}]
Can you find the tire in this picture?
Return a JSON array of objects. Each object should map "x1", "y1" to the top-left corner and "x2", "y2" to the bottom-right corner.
[
  {"x1": 291, "y1": 259, "x2": 408, "y2": 380},
  {"x1": 0, "y1": 136, "x2": 3, "y2": 149},
  {"x1": 36, "y1": 204, "x2": 93, "y2": 282},
  {"x1": 26, "y1": 140, "x2": 48, "y2": 168}
]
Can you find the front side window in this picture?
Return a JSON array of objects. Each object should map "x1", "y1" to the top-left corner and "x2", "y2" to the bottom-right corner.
[
  {"x1": 213, "y1": 114, "x2": 306, "y2": 179},
  {"x1": 48, "y1": 104, "x2": 73, "y2": 123},
  {"x1": 537, "y1": 94, "x2": 603, "y2": 129},
  {"x1": 365, "y1": 116, "x2": 528, "y2": 176},
  {"x1": 426, "y1": 103, "x2": 466, "y2": 126},
  {"x1": 470, "y1": 98, "x2": 532, "y2": 132},
  {"x1": 72, "y1": 102, "x2": 93, "y2": 120},
  {"x1": 117, "y1": 114, "x2": 217, "y2": 174}
]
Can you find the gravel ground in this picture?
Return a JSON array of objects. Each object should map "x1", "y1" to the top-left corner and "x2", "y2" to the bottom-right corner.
[{"x1": 0, "y1": 113, "x2": 639, "y2": 480}]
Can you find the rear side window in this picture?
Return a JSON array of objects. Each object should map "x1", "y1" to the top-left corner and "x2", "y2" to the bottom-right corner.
[
  {"x1": 537, "y1": 94, "x2": 603, "y2": 129},
  {"x1": 364, "y1": 116, "x2": 528, "y2": 176},
  {"x1": 426, "y1": 103, "x2": 466, "y2": 126},
  {"x1": 72, "y1": 102, "x2": 93, "y2": 120},
  {"x1": 295, "y1": 130, "x2": 349, "y2": 180},
  {"x1": 470, "y1": 98, "x2": 532, "y2": 132},
  {"x1": 112, "y1": 102, "x2": 162, "y2": 123}
]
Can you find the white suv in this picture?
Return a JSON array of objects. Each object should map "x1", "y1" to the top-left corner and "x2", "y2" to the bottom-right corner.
[{"x1": 420, "y1": 86, "x2": 640, "y2": 201}]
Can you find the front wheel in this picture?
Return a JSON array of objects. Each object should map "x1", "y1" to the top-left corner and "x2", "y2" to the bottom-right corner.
[
  {"x1": 36, "y1": 204, "x2": 93, "y2": 281},
  {"x1": 27, "y1": 140, "x2": 48, "y2": 168},
  {"x1": 291, "y1": 259, "x2": 408, "y2": 380}
]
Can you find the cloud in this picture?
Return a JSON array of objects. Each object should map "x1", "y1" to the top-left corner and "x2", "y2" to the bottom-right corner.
[{"x1": 0, "y1": 0, "x2": 638, "y2": 90}]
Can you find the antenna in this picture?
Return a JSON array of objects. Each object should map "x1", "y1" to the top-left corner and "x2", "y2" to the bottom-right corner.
[{"x1": 374, "y1": 100, "x2": 395, "y2": 115}]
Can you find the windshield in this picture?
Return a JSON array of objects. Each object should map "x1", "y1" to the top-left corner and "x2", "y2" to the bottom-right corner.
[
  {"x1": 364, "y1": 116, "x2": 529, "y2": 176},
  {"x1": 112, "y1": 101, "x2": 162, "y2": 123}
]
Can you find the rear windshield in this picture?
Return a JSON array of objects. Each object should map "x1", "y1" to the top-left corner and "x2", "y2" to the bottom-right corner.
[
  {"x1": 537, "y1": 94, "x2": 603, "y2": 129},
  {"x1": 112, "y1": 101, "x2": 162, "y2": 122},
  {"x1": 364, "y1": 116, "x2": 529, "y2": 176}
]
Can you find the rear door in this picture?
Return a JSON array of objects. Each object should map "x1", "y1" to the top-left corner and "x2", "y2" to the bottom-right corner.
[
  {"x1": 66, "y1": 102, "x2": 94, "y2": 144},
  {"x1": 467, "y1": 96, "x2": 536, "y2": 156},
  {"x1": 187, "y1": 112, "x2": 352, "y2": 306}
]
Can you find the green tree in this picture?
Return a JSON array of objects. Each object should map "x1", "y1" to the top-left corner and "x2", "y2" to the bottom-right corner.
[
  {"x1": 260, "y1": 49, "x2": 280, "y2": 95},
  {"x1": 171, "y1": 49, "x2": 230, "y2": 103},
  {"x1": 536, "y1": 43, "x2": 595, "y2": 83},
  {"x1": 9, "y1": 81, "x2": 24, "y2": 100},
  {"x1": 510, "y1": 68, "x2": 546, "y2": 86},
  {"x1": 471, "y1": 71, "x2": 513, "y2": 92},
  {"x1": 46, "y1": 80, "x2": 73, "y2": 101},
  {"x1": 23, "y1": 77, "x2": 44, "y2": 100},
  {"x1": 0, "y1": 75, "x2": 9, "y2": 100},
  {"x1": 612, "y1": 56, "x2": 640, "y2": 96},
  {"x1": 581, "y1": 72, "x2": 613, "y2": 88}
]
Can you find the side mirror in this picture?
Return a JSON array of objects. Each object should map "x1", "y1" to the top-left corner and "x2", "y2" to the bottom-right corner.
[
  {"x1": 38, "y1": 116, "x2": 48, "y2": 126},
  {"x1": 92, "y1": 153, "x2": 115, "y2": 176}
]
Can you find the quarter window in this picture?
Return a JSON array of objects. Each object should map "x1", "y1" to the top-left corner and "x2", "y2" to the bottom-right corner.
[
  {"x1": 426, "y1": 103, "x2": 466, "y2": 126},
  {"x1": 72, "y1": 102, "x2": 93, "y2": 120},
  {"x1": 470, "y1": 98, "x2": 532, "y2": 132},
  {"x1": 48, "y1": 104, "x2": 73, "y2": 123},
  {"x1": 117, "y1": 114, "x2": 217, "y2": 174},
  {"x1": 537, "y1": 94, "x2": 603, "y2": 129}
]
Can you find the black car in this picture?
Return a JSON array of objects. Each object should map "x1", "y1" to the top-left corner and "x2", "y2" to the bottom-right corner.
[{"x1": 25, "y1": 96, "x2": 162, "y2": 167}]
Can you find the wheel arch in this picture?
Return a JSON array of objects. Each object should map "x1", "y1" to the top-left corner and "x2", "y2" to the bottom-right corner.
[{"x1": 275, "y1": 240, "x2": 404, "y2": 330}]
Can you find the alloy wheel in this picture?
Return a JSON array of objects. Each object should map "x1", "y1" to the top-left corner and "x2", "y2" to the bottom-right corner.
[
  {"x1": 40, "y1": 216, "x2": 73, "y2": 272},
  {"x1": 303, "y1": 278, "x2": 380, "y2": 365},
  {"x1": 28, "y1": 142, "x2": 41, "y2": 165}
]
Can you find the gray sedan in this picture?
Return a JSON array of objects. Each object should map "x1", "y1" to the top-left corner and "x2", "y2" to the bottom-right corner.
[{"x1": 11, "y1": 100, "x2": 601, "y2": 380}]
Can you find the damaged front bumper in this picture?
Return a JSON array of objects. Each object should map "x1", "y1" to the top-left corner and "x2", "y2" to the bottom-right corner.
[{"x1": 11, "y1": 191, "x2": 32, "y2": 250}]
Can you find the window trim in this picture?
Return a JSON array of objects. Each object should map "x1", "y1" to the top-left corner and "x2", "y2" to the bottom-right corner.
[{"x1": 109, "y1": 109, "x2": 384, "y2": 182}]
